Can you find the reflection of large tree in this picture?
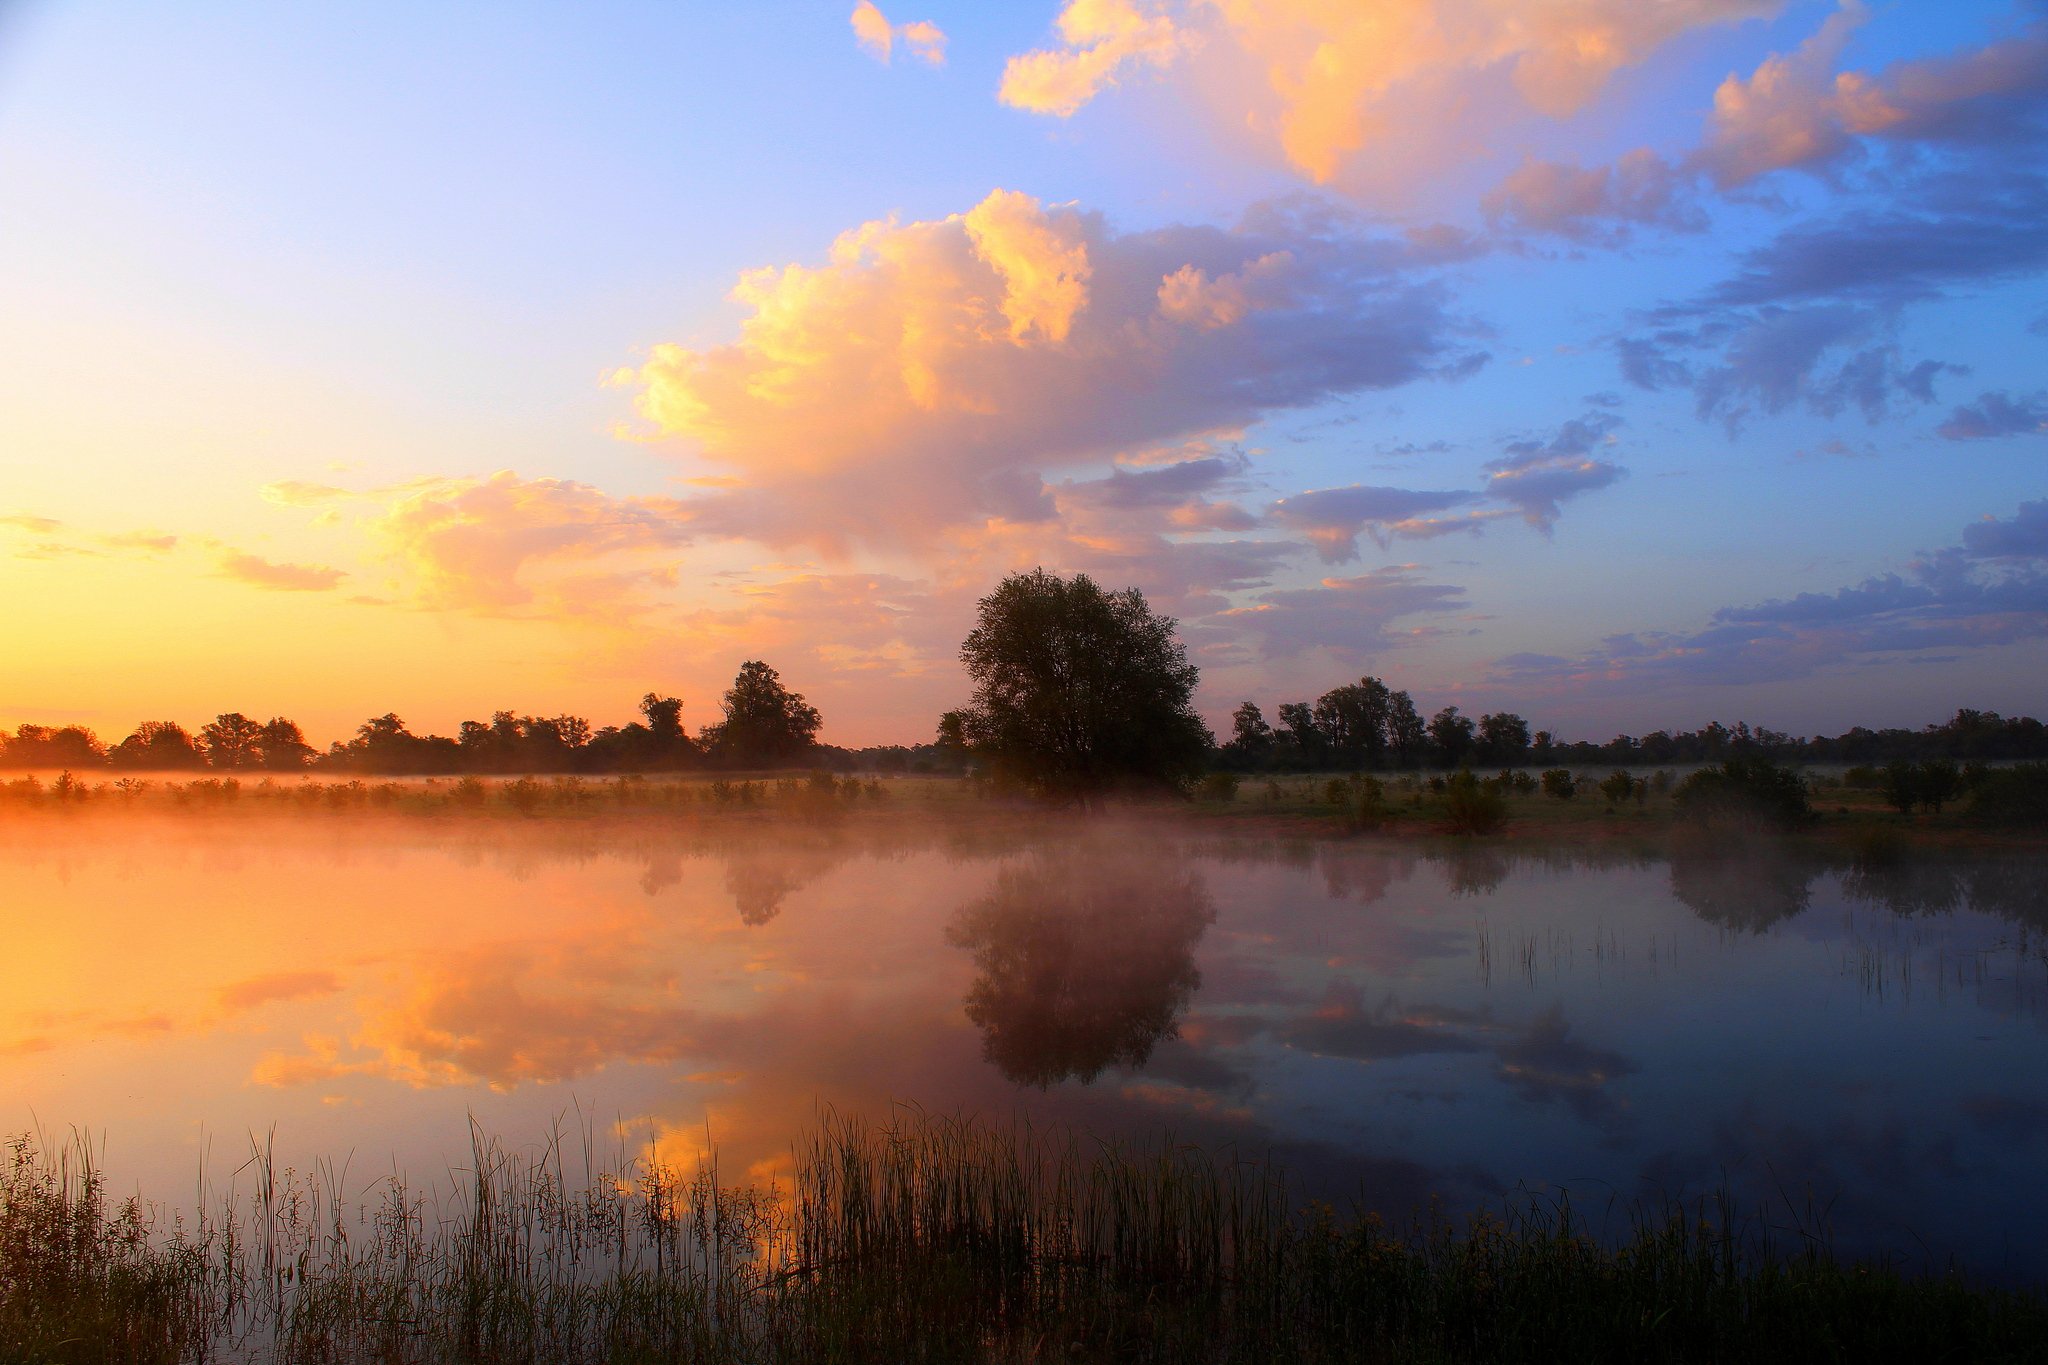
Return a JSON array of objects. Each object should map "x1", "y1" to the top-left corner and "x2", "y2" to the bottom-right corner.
[
  {"x1": 947, "y1": 855, "x2": 1216, "y2": 1088},
  {"x1": 1668, "y1": 844, "x2": 1817, "y2": 932}
]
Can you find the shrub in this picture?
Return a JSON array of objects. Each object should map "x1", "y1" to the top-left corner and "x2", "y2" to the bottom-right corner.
[
  {"x1": 1540, "y1": 769, "x2": 1576, "y2": 800},
  {"x1": 1442, "y1": 769, "x2": 1507, "y2": 835},
  {"x1": 1195, "y1": 771, "x2": 1241, "y2": 803},
  {"x1": 1841, "y1": 764, "x2": 1884, "y2": 790},
  {"x1": 1672, "y1": 758, "x2": 1814, "y2": 831},
  {"x1": 1968, "y1": 763, "x2": 2048, "y2": 829},
  {"x1": 1598, "y1": 770, "x2": 1640, "y2": 807},
  {"x1": 1349, "y1": 776, "x2": 1391, "y2": 832}
]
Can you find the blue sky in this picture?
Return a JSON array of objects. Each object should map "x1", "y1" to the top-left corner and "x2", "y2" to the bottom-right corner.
[{"x1": 1, "y1": 0, "x2": 2043, "y2": 745}]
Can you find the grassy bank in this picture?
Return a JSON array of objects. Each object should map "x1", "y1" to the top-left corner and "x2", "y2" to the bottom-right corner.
[{"x1": 4, "y1": 1113, "x2": 2044, "y2": 1364}]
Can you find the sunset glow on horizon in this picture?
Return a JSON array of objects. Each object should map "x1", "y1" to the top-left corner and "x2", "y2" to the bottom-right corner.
[{"x1": 4, "y1": 0, "x2": 2045, "y2": 750}]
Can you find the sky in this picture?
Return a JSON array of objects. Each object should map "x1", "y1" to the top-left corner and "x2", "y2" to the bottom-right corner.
[{"x1": 1, "y1": 0, "x2": 2045, "y2": 749}]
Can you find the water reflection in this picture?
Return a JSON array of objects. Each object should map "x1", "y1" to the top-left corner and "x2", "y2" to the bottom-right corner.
[
  {"x1": 1667, "y1": 843, "x2": 1815, "y2": 931},
  {"x1": 947, "y1": 854, "x2": 1215, "y2": 1088}
]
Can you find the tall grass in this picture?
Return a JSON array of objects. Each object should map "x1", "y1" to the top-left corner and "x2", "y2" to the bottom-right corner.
[{"x1": 3, "y1": 1112, "x2": 2044, "y2": 1363}]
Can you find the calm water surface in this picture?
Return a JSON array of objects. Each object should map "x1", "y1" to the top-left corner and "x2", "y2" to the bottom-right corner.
[{"x1": 4, "y1": 815, "x2": 2045, "y2": 1281}]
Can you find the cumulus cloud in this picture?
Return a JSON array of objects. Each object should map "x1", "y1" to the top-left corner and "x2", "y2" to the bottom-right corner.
[
  {"x1": 1939, "y1": 390, "x2": 2048, "y2": 441},
  {"x1": 624, "y1": 189, "x2": 1483, "y2": 552},
  {"x1": 1482, "y1": 149, "x2": 1701, "y2": 242},
  {"x1": 1490, "y1": 501, "x2": 2048, "y2": 690},
  {"x1": 371, "y1": 471, "x2": 692, "y2": 614},
  {"x1": 850, "y1": 2, "x2": 946, "y2": 66},
  {"x1": 1002, "y1": 0, "x2": 1778, "y2": 192},
  {"x1": 217, "y1": 552, "x2": 346, "y2": 592},
  {"x1": 999, "y1": 0, "x2": 1183, "y2": 118}
]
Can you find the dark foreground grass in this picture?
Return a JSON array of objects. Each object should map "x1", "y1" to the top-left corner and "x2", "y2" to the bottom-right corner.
[{"x1": 4, "y1": 1113, "x2": 2043, "y2": 1364}]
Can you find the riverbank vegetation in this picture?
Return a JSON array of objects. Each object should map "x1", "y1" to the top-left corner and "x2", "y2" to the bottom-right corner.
[{"x1": 4, "y1": 1111, "x2": 2043, "y2": 1365}]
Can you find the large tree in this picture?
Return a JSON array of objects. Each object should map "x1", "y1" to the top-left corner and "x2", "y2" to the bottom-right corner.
[
  {"x1": 704, "y1": 661, "x2": 821, "y2": 767},
  {"x1": 954, "y1": 569, "x2": 1211, "y2": 798}
]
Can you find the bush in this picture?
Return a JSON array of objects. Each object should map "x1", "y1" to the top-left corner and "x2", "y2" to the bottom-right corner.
[
  {"x1": 1672, "y1": 758, "x2": 1814, "y2": 831},
  {"x1": 1442, "y1": 769, "x2": 1507, "y2": 835},
  {"x1": 1195, "y1": 771, "x2": 1241, "y2": 803},
  {"x1": 1598, "y1": 770, "x2": 1641, "y2": 807},
  {"x1": 1881, "y1": 759, "x2": 1964, "y2": 815},
  {"x1": 1540, "y1": 769, "x2": 1576, "y2": 800},
  {"x1": 1349, "y1": 776, "x2": 1391, "y2": 832},
  {"x1": 1967, "y1": 763, "x2": 2048, "y2": 829}
]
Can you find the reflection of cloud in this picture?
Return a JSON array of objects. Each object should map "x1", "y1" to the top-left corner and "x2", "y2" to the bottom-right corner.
[
  {"x1": 1284, "y1": 980, "x2": 1483, "y2": 1062},
  {"x1": 946, "y1": 851, "x2": 1216, "y2": 1088},
  {"x1": 1493, "y1": 1003, "x2": 1635, "y2": 1123}
]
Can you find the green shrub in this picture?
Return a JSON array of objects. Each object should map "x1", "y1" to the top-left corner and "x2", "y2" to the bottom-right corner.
[
  {"x1": 1443, "y1": 768, "x2": 1507, "y2": 835},
  {"x1": 1598, "y1": 770, "x2": 1641, "y2": 807},
  {"x1": 1967, "y1": 763, "x2": 2048, "y2": 829},
  {"x1": 1673, "y1": 758, "x2": 1814, "y2": 831},
  {"x1": 1541, "y1": 768, "x2": 1576, "y2": 800},
  {"x1": 1195, "y1": 771, "x2": 1242, "y2": 803}
]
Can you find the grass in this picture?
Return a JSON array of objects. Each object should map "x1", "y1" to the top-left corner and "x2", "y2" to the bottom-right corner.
[{"x1": 3, "y1": 1112, "x2": 2044, "y2": 1364}]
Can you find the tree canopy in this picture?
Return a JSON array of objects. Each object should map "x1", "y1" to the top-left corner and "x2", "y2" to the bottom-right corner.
[
  {"x1": 703, "y1": 661, "x2": 822, "y2": 768},
  {"x1": 954, "y1": 569, "x2": 1211, "y2": 798}
]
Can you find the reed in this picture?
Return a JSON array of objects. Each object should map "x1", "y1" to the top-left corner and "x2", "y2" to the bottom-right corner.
[{"x1": 2, "y1": 1112, "x2": 2044, "y2": 1363}]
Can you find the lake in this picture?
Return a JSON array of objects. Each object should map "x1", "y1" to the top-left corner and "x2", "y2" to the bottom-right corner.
[{"x1": 3, "y1": 812, "x2": 2044, "y2": 1283}]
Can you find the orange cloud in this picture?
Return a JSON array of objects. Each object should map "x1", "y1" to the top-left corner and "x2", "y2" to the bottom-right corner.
[
  {"x1": 371, "y1": 471, "x2": 692, "y2": 614},
  {"x1": 217, "y1": 551, "x2": 346, "y2": 592},
  {"x1": 625, "y1": 189, "x2": 1479, "y2": 552},
  {"x1": 999, "y1": 0, "x2": 1185, "y2": 117},
  {"x1": 1003, "y1": 0, "x2": 1782, "y2": 192},
  {"x1": 850, "y1": 2, "x2": 946, "y2": 66}
]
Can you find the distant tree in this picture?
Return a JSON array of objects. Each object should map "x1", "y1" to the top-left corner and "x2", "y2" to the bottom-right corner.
[
  {"x1": 109, "y1": 721, "x2": 205, "y2": 770},
  {"x1": 257, "y1": 717, "x2": 315, "y2": 771},
  {"x1": 705, "y1": 661, "x2": 821, "y2": 768},
  {"x1": 1428, "y1": 706, "x2": 1475, "y2": 768},
  {"x1": 1230, "y1": 701, "x2": 1273, "y2": 754},
  {"x1": 953, "y1": 569, "x2": 1211, "y2": 798},
  {"x1": 1276, "y1": 702, "x2": 1326, "y2": 767},
  {"x1": 1386, "y1": 690, "x2": 1428, "y2": 768},
  {"x1": 199, "y1": 713, "x2": 265, "y2": 769},
  {"x1": 1477, "y1": 712, "x2": 1531, "y2": 766},
  {"x1": 3, "y1": 724, "x2": 106, "y2": 770},
  {"x1": 1313, "y1": 678, "x2": 1393, "y2": 768},
  {"x1": 640, "y1": 694, "x2": 685, "y2": 745}
]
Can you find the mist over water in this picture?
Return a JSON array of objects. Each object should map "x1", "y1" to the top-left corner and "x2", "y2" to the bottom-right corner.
[{"x1": 3, "y1": 813, "x2": 2044, "y2": 1282}]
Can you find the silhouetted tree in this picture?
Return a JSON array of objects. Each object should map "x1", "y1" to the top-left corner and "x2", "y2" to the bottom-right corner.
[
  {"x1": 109, "y1": 721, "x2": 205, "y2": 770},
  {"x1": 1276, "y1": 702, "x2": 1325, "y2": 767},
  {"x1": 1387, "y1": 690, "x2": 1428, "y2": 767},
  {"x1": 704, "y1": 661, "x2": 821, "y2": 768},
  {"x1": 257, "y1": 717, "x2": 315, "y2": 771},
  {"x1": 2, "y1": 724, "x2": 105, "y2": 770},
  {"x1": 199, "y1": 713, "x2": 265, "y2": 769},
  {"x1": 1428, "y1": 706, "x2": 1475, "y2": 768},
  {"x1": 1313, "y1": 678, "x2": 1393, "y2": 768},
  {"x1": 1224, "y1": 701, "x2": 1273, "y2": 764},
  {"x1": 953, "y1": 569, "x2": 1210, "y2": 798},
  {"x1": 1477, "y1": 711, "x2": 1531, "y2": 766}
]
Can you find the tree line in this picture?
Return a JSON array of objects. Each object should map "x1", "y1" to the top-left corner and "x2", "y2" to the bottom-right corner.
[
  {"x1": 0, "y1": 661, "x2": 901, "y2": 776},
  {"x1": 6, "y1": 567, "x2": 2044, "y2": 785},
  {"x1": 1214, "y1": 690, "x2": 2048, "y2": 774}
]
